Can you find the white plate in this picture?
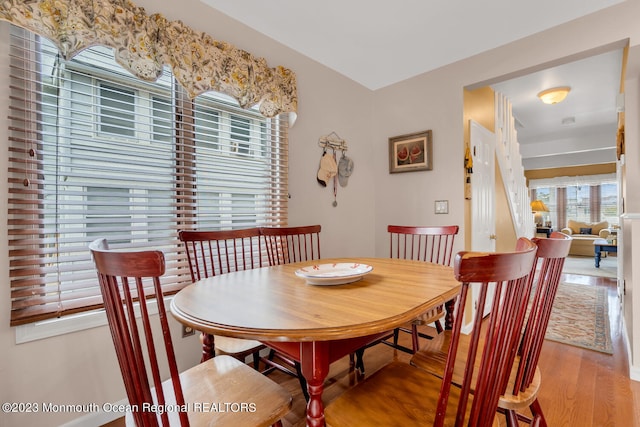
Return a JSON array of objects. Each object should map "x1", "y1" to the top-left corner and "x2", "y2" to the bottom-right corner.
[{"x1": 295, "y1": 263, "x2": 373, "y2": 285}]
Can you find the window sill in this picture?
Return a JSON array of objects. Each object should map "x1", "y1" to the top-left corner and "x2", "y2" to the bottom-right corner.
[{"x1": 15, "y1": 296, "x2": 171, "y2": 344}]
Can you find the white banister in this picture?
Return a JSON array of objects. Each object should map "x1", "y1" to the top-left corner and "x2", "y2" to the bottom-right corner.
[{"x1": 495, "y1": 92, "x2": 535, "y2": 238}]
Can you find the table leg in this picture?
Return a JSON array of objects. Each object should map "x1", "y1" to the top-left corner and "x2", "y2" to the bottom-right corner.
[
  {"x1": 444, "y1": 298, "x2": 456, "y2": 330},
  {"x1": 595, "y1": 245, "x2": 601, "y2": 268},
  {"x1": 200, "y1": 332, "x2": 215, "y2": 362},
  {"x1": 300, "y1": 341, "x2": 330, "y2": 427}
]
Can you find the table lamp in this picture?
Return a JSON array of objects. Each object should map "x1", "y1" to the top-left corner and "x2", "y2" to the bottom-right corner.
[{"x1": 530, "y1": 200, "x2": 549, "y2": 227}]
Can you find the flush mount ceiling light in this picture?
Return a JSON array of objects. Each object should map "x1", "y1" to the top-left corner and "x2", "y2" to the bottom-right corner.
[{"x1": 537, "y1": 86, "x2": 571, "y2": 104}]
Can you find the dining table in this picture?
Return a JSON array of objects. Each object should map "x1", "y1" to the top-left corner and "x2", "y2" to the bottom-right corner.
[{"x1": 170, "y1": 257, "x2": 461, "y2": 427}]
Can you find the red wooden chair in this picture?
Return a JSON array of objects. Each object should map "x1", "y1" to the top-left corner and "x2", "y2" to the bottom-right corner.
[
  {"x1": 499, "y1": 232, "x2": 572, "y2": 426},
  {"x1": 410, "y1": 232, "x2": 572, "y2": 427},
  {"x1": 325, "y1": 238, "x2": 538, "y2": 427},
  {"x1": 178, "y1": 228, "x2": 266, "y2": 365},
  {"x1": 89, "y1": 238, "x2": 291, "y2": 426},
  {"x1": 387, "y1": 225, "x2": 459, "y2": 352},
  {"x1": 351, "y1": 225, "x2": 459, "y2": 375},
  {"x1": 258, "y1": 225, "x2": 322, "y2": 401},
  {"x1": 261, "y1": 225, "x2": 321, "y2": 265}
]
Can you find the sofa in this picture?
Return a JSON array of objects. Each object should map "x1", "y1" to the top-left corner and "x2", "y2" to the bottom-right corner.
[{"x1": 560, "y1": 220, "x2": 610, "y2": 256}]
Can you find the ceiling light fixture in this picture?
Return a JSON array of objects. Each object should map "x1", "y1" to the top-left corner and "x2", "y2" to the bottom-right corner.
[{"x1": 537, "y1": 86, "x2": 571, "y2": 104}]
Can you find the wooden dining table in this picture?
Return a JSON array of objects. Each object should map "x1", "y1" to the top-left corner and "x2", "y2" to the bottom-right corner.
[{"x1": 170, "y1": 257, "x2": 461, "y2": 427}]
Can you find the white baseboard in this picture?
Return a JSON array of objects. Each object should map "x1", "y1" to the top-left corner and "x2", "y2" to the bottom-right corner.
[
  {"x1": 621, "y1": 313, "x2": 640, "y2": 382},
  {"x1": 461, "y1": 321, "x2": 473, "y2": 335},
  {"x1": 59, "y1": 398, "x2": 128, "y2": 427}
]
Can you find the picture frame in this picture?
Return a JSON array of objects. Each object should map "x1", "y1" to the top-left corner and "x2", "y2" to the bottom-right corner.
[{"x1": 389, "y1": 130, "x2": 433, "y2": 173}]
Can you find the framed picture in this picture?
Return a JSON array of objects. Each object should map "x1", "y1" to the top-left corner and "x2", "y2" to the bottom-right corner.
[{"x1": 389, "y1": 130, "x2": 433, "y2": 173}]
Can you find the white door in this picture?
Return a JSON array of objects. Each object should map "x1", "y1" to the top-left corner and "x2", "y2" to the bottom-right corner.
[
  {"x1": 470, "y1": 120, "x2": 496, "y2": 253},
  {"x1": 470, "y1": 120, "x2": 496, "y2": 320}
]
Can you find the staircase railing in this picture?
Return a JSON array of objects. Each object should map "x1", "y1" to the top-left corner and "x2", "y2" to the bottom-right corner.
[{"x1": 495, "y1": 92, "x2": 535, "y2": 238}]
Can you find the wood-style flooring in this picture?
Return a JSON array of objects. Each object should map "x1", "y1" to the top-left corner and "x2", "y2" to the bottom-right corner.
[
  {"x1": 103, "y1": 272, "x2": 640, "y2": 427},
  {"x1": 272, "y1": 273, "x2": 640, "y2": 427}
]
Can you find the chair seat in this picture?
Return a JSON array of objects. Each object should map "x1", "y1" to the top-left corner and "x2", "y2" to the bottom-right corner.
[
  {"x1": 125, "y1": 355, "x2": 292, "y2": 426},
  {"x1": 213, "y1": 335, "x2": 265, "y2": 357},
  {"x1": 410, "y1": 330, "x2": 456, "y2": 379},
  {"x1": 325, "y1": 361, "x2": 498, "y2": 427},
  {"x1": 498, "y1": 362, "x2": 541, "y2": 410},
  {"x1": 411, "y1": 332, "x2": 542, "y2": 411}
]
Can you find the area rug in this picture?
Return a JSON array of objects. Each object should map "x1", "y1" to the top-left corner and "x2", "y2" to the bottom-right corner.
[
  {"x1": 545, "y1": 281, "x2": 613, "y2": 354},
  {"x1": 559, "y1": 255, "x2": 617, "y2": 279}
]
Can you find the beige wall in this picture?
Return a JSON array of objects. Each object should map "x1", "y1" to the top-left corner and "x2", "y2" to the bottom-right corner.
[
  {"x1": 370, "y1": 0, "x2": 640, "y2": 381},
  {"x1": 458, "y1": 86, "x2": 518, "y2": 324},
  {"x1": 463, "y1": 87, "x2": 494, "y2": 250},
  {"x1": 623, "y1": 45, "x2": 640, "y2": 370},
  {"x1": 0, "y1": 1, "x2": 377, "y2": 425},
  {"x1": 463, "y1": 87, "x2": 495, "y2": 133},
  {"x1": 2, "y1": 0, "x2": 640, "y2": 425},
  {"x1": 494, "y1": 164, "x2": 519, "y2": 252},
  {"x1": 462, "y1": 86, "x2": 517, "y2": 253}
]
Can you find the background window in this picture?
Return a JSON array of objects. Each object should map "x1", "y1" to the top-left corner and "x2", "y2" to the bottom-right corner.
[
  {"x1": 99, "y1": 83, "x2": 136, "y2": 137},
  {"x1": 530, "y1": 175, "x2": 618, "y2": 230}
]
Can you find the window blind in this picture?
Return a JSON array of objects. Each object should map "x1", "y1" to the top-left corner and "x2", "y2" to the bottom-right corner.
[{"x1": 7, "y1": 26, "x2": 289, "y2": 326}]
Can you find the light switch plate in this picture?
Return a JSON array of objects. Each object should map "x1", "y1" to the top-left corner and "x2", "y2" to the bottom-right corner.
[
  {"x1": 182, "y1": 325, "x2": 195, "y2": 338},
  {"x1": 435, "y1": 200, "x2": 448, "y2": 214}
]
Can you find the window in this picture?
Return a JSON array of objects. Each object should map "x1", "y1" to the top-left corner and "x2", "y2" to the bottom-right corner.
[
  {"x1": 230, "y1": 114, "x2": 251, "y2": 155},
  {"x1": 566, "y1": 185, "x2": 591, "y2": 223},
  {"x1": 7, "y1": 26, "x2": 289, "y2": 326},
  {"x1": 600, "y1": 183, "x2": 618, "y2": 225},
  {"x1": 530, "y1": 174, "x2": 618, "y2": 229},
  {"x1": 98, "y1": 83, "x2": 136, "y2": 137},
  {"x1": 532, "y1": 187, "x2": 555, "y2": 225}
]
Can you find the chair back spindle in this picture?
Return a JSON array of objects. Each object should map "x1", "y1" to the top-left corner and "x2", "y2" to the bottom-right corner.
[
  {"x1": 389, "y1": 225, "x2": 459, "y2": 266},
  {"x1": 257, "y1": 225, "x2": 322, "y2": 401},
  {"x1": 384, "y1": 224, "x2": 459, "y2": 353},
  {"x1": 513, "y1": 232, "x2": 572, "y2": 394},
  {"x1": 261, "y1": 225, "x2": 321, "y2": 265},
  {"x1": 178, "y1": 228, "x2": 267, "y2": 363},
  {"x1": 179, "y1": 228, "x2": 265, "y2": 281},
  {"x1": 438, "y1": 237, "x2": 538, "y2": 426},
  {"x1": 409, "y1": 233, "x2": 572, "y2": 426},
  {"x1": 90, "y1": 238, "x2": 188, "y2": 427}
]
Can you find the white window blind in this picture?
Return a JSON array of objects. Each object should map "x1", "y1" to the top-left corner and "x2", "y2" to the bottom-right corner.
[{"x1": 7, "y1": 26, "x2": 289, "y2": 326}]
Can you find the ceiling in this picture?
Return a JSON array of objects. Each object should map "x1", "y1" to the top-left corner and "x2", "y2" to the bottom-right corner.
[
  {"x1": 200, "y1": 0, "x2": 625, "y2": 170},
  {"x1": 491, "y1": 48, "x2": 623, "y2": 171}
]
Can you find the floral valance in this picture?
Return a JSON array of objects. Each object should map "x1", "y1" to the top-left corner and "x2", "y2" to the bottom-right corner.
[{"x1": 0, "y1": 0, "x2": 297, "y2": 118}]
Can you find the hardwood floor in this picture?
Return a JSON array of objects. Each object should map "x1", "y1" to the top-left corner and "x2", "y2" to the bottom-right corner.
[
  {"x1": 534, "y1": 273, "x2": 640, "y2": 427},
  {"x1": 271, "y1": 273, "x2": 640, "y2": 427},
  {"x1": 103, "y1": 272, "x2": 640, "y2": 427}
]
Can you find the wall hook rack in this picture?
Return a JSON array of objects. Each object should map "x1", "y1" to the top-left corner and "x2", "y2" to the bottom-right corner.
[{"x1": 318, "y1": 131, "x2": 348, "y2": 152}]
